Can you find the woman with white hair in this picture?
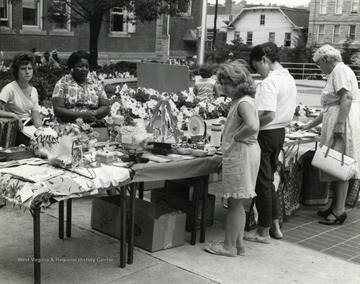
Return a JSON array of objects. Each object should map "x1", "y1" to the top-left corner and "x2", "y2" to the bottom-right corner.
[{"x1": 300, "y1": 44, "x2": 360, "y2": 225}]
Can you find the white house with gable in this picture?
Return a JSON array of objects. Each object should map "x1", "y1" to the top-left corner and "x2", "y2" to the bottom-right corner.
[{"x1": 226, "y1": 6, "x2": 309, "y2": 47}]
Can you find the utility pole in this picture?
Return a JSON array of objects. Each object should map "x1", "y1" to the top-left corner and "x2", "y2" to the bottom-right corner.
[
  {"x1": 212, "y1": 0, "x2": 218, "y2": 48},
  {"x1": 198, "y1": 0, "x2": 208, "y2": 65}
]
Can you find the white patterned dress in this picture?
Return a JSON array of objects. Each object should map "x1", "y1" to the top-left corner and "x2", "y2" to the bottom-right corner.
[
  {"x1": 222, "y1": 96, "x2": 261, "y2": 199},
  {"x1": 319, "y1": 62, "x2": 360, "y2": 181}
]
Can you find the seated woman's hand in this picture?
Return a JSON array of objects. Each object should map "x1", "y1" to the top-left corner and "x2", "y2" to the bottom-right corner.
[
  {"x1": 81, "y1": 111, "x2": 97, "y2": 123},
  {"x1": 34, "y1": 128, "x2": 44, "y2": 137}
]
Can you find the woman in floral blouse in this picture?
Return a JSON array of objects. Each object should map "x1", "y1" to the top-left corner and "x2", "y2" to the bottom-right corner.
[{"x1": 52, "y1": 51, "x2": 109, "y2": 124}]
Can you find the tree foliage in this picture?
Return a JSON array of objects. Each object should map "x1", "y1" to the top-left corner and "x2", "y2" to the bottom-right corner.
[
  {"x1": 205, "y1": 38, "x2": 252, "y2": 64},
  {"x1": 9, "y1": 0, "x2": 192, "y2": 70}
]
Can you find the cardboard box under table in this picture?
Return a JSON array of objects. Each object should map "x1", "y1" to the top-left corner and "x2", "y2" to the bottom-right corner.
[
  {"x1": 132, "y1": 155, "x2": 222, "y2": 246},
  {"x1": 91, "y1": 195, "x2": 186, "y2": 252},
  {"x1": 150, "y1": 179, "x2": 215, "y2": 232}
]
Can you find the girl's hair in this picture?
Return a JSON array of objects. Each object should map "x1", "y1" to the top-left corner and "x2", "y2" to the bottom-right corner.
[
  {"x1": 249, "y1": 42, "x2": 280, "y2": 71},
  {"x1": 199, "y1": 64, "x2": 213, "y2": 78},
  {"x1": 217, "y1": 62, "x2": 256, "y2": 99},
  {"x1": 11, "y1": 53, "x2": 35, "y2": 80},
  {"x1": 67, "y1": 50, "x2": 91, "y2": 69},
  {"x1": 313, "y1": 44, "x2": 342, "y2": 63}
]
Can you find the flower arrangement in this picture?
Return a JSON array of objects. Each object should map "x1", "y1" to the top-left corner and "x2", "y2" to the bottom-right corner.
[
  {"x1": 106, "y1": 84, "x2": 231, "y2": 127},
  {"x1": 51, "y1": 118, "x2": 98, "y2": 146}
]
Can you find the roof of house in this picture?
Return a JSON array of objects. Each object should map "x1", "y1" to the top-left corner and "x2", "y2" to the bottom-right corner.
[{"x1": 228, "y1": 6, "x2": 309, "y2": 29}]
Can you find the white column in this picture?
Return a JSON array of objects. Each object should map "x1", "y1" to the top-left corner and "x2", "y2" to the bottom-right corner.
[{"x1": 198, "y1": 0, "x2": 208, "y2": 65}]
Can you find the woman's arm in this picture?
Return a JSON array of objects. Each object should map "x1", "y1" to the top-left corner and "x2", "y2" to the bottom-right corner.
[
  {"x1": 213, "y1": 83, "x2": 221, "y2": 99},
  {"x1": 234, "y1": 101, "x2": 259, "y2": 142},
  {"x1": 334, "y1": 88, "x2": 352, "y2": 137},
  {"x1": 0, "y1": 100, "x2": 20, "y2": 119},
  {"x1": 93, "y1": 98, "x2": 109, "y2": 119},
  {"x1": 52, "y1": 97, "x2": 97, "y2": 123},
  {"x1": 301, "y1": 112, "x2": 323, "y2": 131},
  {"x1": 258, "y1": 110, "x2": 275, "y2": 127},
  {"x1": 31, "y1": 110, "x2": 42, "y2": 128}
]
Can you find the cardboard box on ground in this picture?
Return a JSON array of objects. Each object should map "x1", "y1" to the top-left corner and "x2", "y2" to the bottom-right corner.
[
  {"x1": 150, "y1": 179, "x2": 216, "y2": 232},
  {"x1": 91, "y1": 195, "x2": 186, "y2": 252}
]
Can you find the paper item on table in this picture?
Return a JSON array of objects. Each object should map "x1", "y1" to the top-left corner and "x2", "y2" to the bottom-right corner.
[
  {"x1": 0, "y1": 165, "x2": 64, "y2": 182},
  {"x1": 112, "y1": 161, "x2": 130, "y2": 167},
  {"x1": 18, "y1": 183, "x2": 34, "y2": 203},
  {"x1": 18, "y1": 157, "x2": 49, "y2": 165},
  {"x1": 167, "y1": 154, "x2": 185, "y2": 161},
  {"x1": 181, "y1": 155, "x2": 197, "y2": 160},
  {"x1": 0, "y1": 160, "x2": 20, "y2": 168},
  {"x1": 142, "y1": 154, "x2": 171, "y2": 163},
  {"x1": 91, "y1": 165, "x2": 130, "y2": 188},
  {"x1": 73, "y1": 167, "x2": 97, "y2": 179}
]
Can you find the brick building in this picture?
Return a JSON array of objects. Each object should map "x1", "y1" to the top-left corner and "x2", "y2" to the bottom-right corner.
[
  {"x1": 307, "y1": 0, "x2": 360, "y2": 48},
  {"x1": 0, "y1": 1, "x2": 202, "y2": 63}
]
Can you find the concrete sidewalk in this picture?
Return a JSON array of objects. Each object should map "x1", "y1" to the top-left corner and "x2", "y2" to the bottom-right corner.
[{"x1": 1, "y1": 182, "x2": 360, "y2": 284}]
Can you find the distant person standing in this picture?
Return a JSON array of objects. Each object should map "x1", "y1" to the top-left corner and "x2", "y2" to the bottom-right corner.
[
  {"x1": 193, "y1": 65, "x2": 221, "y2": 101},
  {"x1": 52, "y1": 50, "x2": 61, "y2": 65},
  {"x1": 41, "y1": 51, "x2": 60, "y2": 68}
]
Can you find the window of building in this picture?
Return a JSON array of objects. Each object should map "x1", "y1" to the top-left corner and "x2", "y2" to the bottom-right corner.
[
  {"x1": 320, "y1": 0, "x2": 327, "y2": 14},
  {"x1": 284, "y1": 33, "x2": 291, "y2": 46},
  {"x1": 246, "y1": 32, "x2": 253, "y2": 45},
  {"x1": 351, "y1": 0, "x2": 359, "y2": 13},
  {"x1": 318, "y1": 25, "x2": 325, "y2": 42},
  {"x1": 51, "y1": 0, "x2": 71, "y2": 30},
  {"x1": 260, "y1": 15, "x2": 265, "y2": 25},
  {"x1": 335, "y1": 0, "x2": 343, "y2": 14},
  {"x1": 349, "y1": 25, "x2": 356, "y2": 40},
  {"x1": 333, "y1": 25, "x2": 340, "y2": 43},
  {"x1": 22, "y1": 0, "x2": 42, "y2": 28},
  {"x1": 0, "y1": 0, "x2": 11, "y2": 28},
  {"x1": 110, "y1": 8, "x2": 136, "y2": 34},
  {"x1": 234, "y1": 31, "x2": 240, "y2": 40},
  {"x1": 269, "y1": 32, "x2": 275, "y2": 42},
  {"x1": 178, "y1": 0, "x2": 192, "y2": 16}
]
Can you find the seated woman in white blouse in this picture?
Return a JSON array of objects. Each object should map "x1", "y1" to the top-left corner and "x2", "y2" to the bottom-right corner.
[{"x1": 0, "y1": 53, "x2": 44, "y2": 145}]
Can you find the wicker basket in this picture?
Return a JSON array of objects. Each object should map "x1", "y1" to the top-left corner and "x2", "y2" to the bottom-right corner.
[{"x1": 0, "y1": 118, "x2": 19, "y2": 148}]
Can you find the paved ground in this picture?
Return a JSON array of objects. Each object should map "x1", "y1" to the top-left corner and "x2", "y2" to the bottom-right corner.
[{"x1": 1, "y1": 177, "x2": 360, "y2": 284}]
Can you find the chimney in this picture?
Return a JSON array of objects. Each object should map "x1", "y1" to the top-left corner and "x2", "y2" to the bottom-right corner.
[{"x1": 225, "y1": 0, "x2": 233, "y2": 14}]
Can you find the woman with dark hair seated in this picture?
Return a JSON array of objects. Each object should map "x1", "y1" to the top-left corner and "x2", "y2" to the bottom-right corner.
[
  {"x1": 52, "y1": 50, "x2": 109, "y2": 125},
  {"x1": 0, "y1": 53, "x2": 44, "y2": 145}
]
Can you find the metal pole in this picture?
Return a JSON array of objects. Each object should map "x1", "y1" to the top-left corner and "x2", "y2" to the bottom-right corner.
[
  {"x1": 198, "y1": 0, "x2": 208, "y2": 65},
  {"x1": 212, "y1": 0, "x2": 218, "y2": 48}
]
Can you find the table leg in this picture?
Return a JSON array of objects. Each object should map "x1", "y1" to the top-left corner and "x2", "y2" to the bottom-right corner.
[
  {"x1": 200, "y1": 175, "x2": 209, "y2": 243},
  {"x1": 58, "y1": 201, "x2": 64, "y2": 239},
  {"x1": 190, "y1": 178, "x2": 200, "y2": 245},
  {"x1": 128, "y1": 183, "x2": 136, "y2": 264},
  {"x1": 33, "y1": 207, "x2": 41, "y2": 284},
  {"x1": 66, "y1": 199, "x2": 72, "y2": 238},
  {"x1": 138, "y1": 182, "x2": 144, "y2": 199},
  {"x1": 119, "y1": 186, "x2": 126, "y2": 268}
]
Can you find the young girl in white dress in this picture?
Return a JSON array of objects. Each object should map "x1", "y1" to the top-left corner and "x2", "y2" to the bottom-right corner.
[{"x1": 204, "y1": 62, "x2": 261, "y2": 257}]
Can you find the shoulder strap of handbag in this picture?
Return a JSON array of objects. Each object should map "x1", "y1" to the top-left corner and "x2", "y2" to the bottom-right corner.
[{"x1": 325, "y1": 123, "x2": 346, "y2": 166}]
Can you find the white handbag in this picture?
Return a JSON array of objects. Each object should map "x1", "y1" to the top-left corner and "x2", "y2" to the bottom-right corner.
[{"x1": 311, "y1": 138, "x2": 356, "y2": 181}]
